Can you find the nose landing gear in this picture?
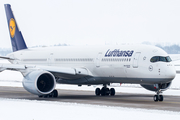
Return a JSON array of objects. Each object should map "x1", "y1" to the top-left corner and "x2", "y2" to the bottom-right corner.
[
  {"x1": 154, "y1": 90, "x2": 163, "y2": 102},
  {"x1": 95, "y1": 84, "x2": 115, "y2": 96}
]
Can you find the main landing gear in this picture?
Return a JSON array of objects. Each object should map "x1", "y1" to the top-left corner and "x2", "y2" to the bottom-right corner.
[
  {"x1": 95, "y1": 84, "x2": 115, "y2": 96},
  {"x1": 38, "y1": 89, "x2": 58, "y2": 98},
  {"x1": 153, "y1": 90, "x2": 163, "y2": 102}
]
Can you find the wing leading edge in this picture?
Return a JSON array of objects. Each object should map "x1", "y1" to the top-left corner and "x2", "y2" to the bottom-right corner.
[{"x1": 0, "y1": 63, "x2": 93, "y2": 79}]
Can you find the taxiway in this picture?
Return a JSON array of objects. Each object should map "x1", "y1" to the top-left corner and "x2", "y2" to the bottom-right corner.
[{"x1": 0, "y1": 86, "x2": 180, "y2": 111}]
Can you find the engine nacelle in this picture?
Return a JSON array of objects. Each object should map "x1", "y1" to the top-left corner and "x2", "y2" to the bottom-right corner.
[
  {"x1": 140, "y1": 82, "x2": 172, "y2": 92},
  {"x1": 22, "y1": 70, "x2": 56, "y2": 95}
]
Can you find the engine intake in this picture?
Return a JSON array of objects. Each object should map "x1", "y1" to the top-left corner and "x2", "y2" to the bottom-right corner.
[
  {"x1": 37, "y1": 73, "x2": 54, "y2": 92},
  {"x1": 23, "y1": 70, "x2": 56, "y2": 95}
]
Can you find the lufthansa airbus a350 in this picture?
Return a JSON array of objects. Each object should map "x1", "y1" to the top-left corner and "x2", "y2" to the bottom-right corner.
[{"x1": 0, "y1": 4, "x2": 176, "y2": 102}]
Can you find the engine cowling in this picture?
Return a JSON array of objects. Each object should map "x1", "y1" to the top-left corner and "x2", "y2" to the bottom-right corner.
[
  {"x1": 140, "y1": 82, "x2": 172, "y2": 92},
  {"x1": 22, "y1": 70, "x2": 56, "y2": 95}
]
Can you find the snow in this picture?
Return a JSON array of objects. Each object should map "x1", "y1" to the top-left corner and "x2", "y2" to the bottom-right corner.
[{"x1": 0, "y1": 98, "x2": 179, "y2": 120}]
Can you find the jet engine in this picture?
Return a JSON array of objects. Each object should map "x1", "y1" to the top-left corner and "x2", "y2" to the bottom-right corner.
[
  {"x1": 22, "y1": 70, "x2": 56, "y2": 95},
  {"x1": 140, "y1": 82, "x2": 172, "y2": 92}
]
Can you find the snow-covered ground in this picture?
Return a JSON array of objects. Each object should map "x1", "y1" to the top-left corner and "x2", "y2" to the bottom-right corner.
[{"x1": 0, "y1": 98, "x2": 180, "y2": 120}]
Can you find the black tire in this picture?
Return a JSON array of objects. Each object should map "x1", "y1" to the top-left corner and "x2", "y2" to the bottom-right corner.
[
  {"x1": 43, "y1": 95, "x2": 48, "y2": 98},
  {"x1": 106, "y1": 88, "x2": 110, "y2": 95},
  {"x1": 159, "y1": 95, "x2": 163, "y2": 102},
  {"x1": 101, "y1": 87, "x2": 106, "y2": 96},
  {"x1": 49, "y1": 94, "x2": 53, "y2": 98},
  {"x1": 95, "y1": 88, "x2": 101, "y2": 96},
  {"x1": 38, "y1": 95, "x2": 43, "y2": 98},
  {"x1": 53, "y1": 89, "x2": 58, "y2": 98},
  {"x1": 154, "y1": 95, "x2": 158, "y2": 102},
  {"x1": 110, "y1": 88, "x2": 115, "y2": 96}
]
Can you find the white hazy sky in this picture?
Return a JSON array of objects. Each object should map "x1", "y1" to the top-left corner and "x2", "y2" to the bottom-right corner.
[{"x1": 0, "y1": 0, "x2": 180, "y2": 48}]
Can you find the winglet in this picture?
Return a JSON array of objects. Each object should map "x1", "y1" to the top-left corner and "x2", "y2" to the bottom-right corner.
[{"x1": 4, "y1": 4, "x2": 27, "y2": 52}]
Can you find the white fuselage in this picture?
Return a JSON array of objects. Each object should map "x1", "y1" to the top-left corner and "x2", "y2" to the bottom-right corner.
[{"x1": 7, "y1": 45, "x2": 176, "y2": 85}]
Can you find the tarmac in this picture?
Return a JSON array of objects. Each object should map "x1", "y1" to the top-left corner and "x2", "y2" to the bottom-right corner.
[{"x1": 0, "y1": 86, "x2": 180, "y2": 111}]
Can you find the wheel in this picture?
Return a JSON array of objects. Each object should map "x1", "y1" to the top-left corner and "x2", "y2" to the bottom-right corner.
[
  {"x1": 48, "y1": 93, "x2": 53, "y2": 98},
  {"x1": 100, "y1": 87, "x2": 106, "y2": 96},
  {"x1": 110, "y1": 88, "x2": 115, "y2": 96},
  {"x1": 159, "y1": 95, "x2": 163, "y2": 101},
  {"x1": 52, "y1": 89, "x2": 58, "y2": 98},
  {"x1": 106, "y1": 88, "x2": 110, "y2": 95},
  {"x1": 95, "y1": 88, "x2": 101, "y2": 96},
  {"x1": 38, "y1": 95, "x2": 43, "y2": 98},
  {"x1": 154, "y1": 95, "x2": 158, "y2": 102},
  {"x1": 43, "y1": 95, "x2": 48, "y2": 98}
]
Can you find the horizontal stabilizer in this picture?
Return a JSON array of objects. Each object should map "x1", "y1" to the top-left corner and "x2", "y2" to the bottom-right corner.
[{"x1": 0, "y1": 56, "x2": 14, "y2": 60}]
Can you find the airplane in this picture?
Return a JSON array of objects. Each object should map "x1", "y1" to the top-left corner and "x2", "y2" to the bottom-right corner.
[{"x1": 0, "y1": 4, "x2": 176, "y2": 102}]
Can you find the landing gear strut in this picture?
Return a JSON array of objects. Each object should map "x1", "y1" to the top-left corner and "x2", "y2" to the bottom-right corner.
[
  {"x1": 153, "y1": 90, "x2": 163, "y2": 102},
  {"x1": 38, "y1": 89, "x2": 58, "y2": 98},
  {"x1": 95, "y1": 84, "x2": 115, "y2": 96}
]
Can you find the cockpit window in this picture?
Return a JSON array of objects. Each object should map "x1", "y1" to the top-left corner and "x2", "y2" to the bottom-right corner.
[
  {"x1": 150, "y1": 56, "x2": 172, "y2": 63},
  {"x1": 159, "y1": 57, "x2": 166, "y2": 62},
  {"x1": 166, "y1": 56, "x2": 172, "y2": 62}
]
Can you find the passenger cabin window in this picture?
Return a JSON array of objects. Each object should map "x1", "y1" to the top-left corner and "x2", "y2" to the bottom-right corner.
[{"x1": 150, "y1": 56, "x2": 172, "y2": 63}]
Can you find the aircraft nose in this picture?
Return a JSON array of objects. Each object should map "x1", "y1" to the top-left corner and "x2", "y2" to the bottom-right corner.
[{"x1": 166, "y1": 66, "x2": 176, "y2": 80}]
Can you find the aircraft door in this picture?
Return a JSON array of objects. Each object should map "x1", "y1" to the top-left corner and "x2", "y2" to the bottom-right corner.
[
  {"x1": 96, "y1": 52, "x2": 102, "y2": 67},
  {"x1": 48, "y1": 53, "x2": 53, "y2": 66},
  {"x1": 133, "y1": 52, "x2": 141, "y2": 68}
]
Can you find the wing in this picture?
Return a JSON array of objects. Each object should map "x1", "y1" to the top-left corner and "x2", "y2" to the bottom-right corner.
[
  {"x1": 169, "y1": 55, "x2": 180, "y2": 74},
  {"x1": 174, "y1": 64, "x2": 180, "y2": 74},
  {"x1": 0, "y1": 63, "x2": 93, "y2": 79}
]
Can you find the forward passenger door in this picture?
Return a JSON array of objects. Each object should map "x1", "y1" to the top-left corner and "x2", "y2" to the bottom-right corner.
[{"x1": 133, "y1": 52, "x2": 141, "y2": 68}]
